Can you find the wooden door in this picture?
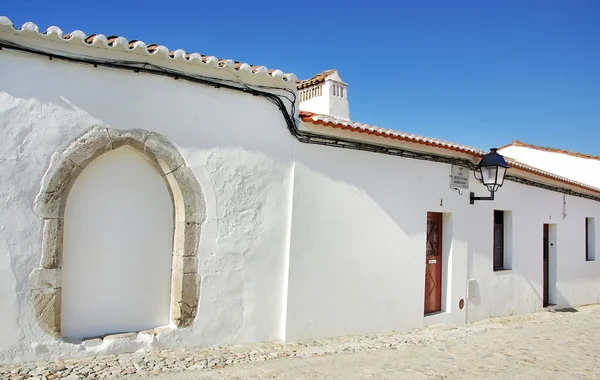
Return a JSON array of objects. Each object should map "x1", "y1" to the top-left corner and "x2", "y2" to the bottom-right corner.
[
  {"x1": 543, "y1": 224, "x2": 550, "y2": 307},
  {"x1": 424, "y1": 212, "x2": 443, "y2": 314}
]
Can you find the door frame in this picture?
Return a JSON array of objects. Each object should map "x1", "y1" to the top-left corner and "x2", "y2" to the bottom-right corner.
[
  {"x1": 543, "y1": 224, "x2": 550, "y2": 307},
  {"x1": 424, "y1": 212, "x2": 443, "y2": 314},
  {"x1": 543, "y1": 223, "x2": 558, "y2": 307}
]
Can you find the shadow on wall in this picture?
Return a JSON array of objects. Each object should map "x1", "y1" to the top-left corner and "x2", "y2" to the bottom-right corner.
[
  {"x1": 466, "y1": 255, "x2": 576, "y2": 322},
  {"x1": 521, "y1": 276, "x2": 574, "y2": 310},
  {"x1": 292, "y1": 142, "x2": 449, "y2": 240}
]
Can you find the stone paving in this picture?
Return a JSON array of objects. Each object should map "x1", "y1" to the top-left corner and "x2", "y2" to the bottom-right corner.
[{"x1": 2, "y1": 305, "x2": 600, "y2": 379}]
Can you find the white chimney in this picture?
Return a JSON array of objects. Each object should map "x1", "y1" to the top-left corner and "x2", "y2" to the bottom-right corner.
[{"x1": 298, "y1": 69, "x2": 350, "y2": 120}]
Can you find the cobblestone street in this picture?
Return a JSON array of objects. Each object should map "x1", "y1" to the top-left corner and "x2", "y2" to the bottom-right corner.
[{"x1": 3, "y1": 305, "x2": 600, "y2": 379}]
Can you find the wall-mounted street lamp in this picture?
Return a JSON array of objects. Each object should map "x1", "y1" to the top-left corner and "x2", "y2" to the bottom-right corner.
[{"x1": 470, "y1": 148, "x2": 509, "y2": 204}]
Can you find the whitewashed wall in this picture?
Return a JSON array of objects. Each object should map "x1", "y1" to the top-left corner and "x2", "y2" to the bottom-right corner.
[
  {"x1": 0, "y1": 49, "x2": 295, "y2": 363},
  {"x1": 1, "y1": 45, "x2": 600, "y2": 365},
  {"x1": 285, "y1": 142, "x2": 471, "y2": 341},
  {"x1": 499, "y1": 145, "x2": 600, "y2": 188},
  {"x1": 466, "y1": 179, "x2": 600, "y2": 322},
  {"x1": 286, "y1": 140, "x2": 600, "y2": 340}
]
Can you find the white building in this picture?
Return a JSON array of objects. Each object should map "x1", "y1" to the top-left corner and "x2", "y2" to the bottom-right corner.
[{"x1": 1, "y1": 17, "x2": 599, "y2": 364}]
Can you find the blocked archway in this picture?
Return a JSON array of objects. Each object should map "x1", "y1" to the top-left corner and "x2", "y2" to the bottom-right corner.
[{"x1": 29, "y1": 126, "x2": 206, "y2": 338}]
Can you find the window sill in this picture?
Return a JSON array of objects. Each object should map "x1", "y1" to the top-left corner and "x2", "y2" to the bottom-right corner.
[
  {"x1": 586, "y1": 259, "x2": 596, "y2": 262},
  {"x1": 494, "y1": 268, "x2": 513, "y2": 274}
]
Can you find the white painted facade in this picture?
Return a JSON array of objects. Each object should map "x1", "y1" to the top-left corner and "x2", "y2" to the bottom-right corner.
[
  {"x1": 1, "y1": 18, "x2": 600, "y2": 364},
  {"x1": 498, "y1": 144, "x2": 600, "y2": 189},
  {"x1": 0, "y1": 40, "x2": 295, "y2": 362},
  {"x1": 285, "y1": 140, "x2": 600, "y2": 340}
]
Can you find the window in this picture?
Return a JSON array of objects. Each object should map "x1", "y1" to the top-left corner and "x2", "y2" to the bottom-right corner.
[
  {"x1": 493, "y1": 210, "x2": 504, "y2": 271},
  {"x1": 586, "y1": 217, "x2": 595, "y2": 261},
  {"x1": 493, "y1": 210, "x2": 513, "y2": 271}
]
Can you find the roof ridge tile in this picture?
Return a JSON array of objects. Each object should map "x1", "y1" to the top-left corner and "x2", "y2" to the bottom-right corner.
[{"x1": 0, "y1": 16, "x2": 297, "y2": 89}]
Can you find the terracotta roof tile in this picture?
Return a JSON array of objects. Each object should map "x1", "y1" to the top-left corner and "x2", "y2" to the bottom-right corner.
[
  {"x1": 299, "y1": 111, "x2": 600, "y2": 196},
  {"x1": 0, "y1": 16, "x2": 297, "y2": 89},
  {"x1": 299, "y1": 111, "x2": 483, "y2": 155},
  {"x1": 297, "y1": 69, "x2": 336, "y2": 90}
]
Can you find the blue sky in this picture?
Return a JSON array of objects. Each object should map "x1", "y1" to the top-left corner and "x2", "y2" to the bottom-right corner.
[{"x1": 3, "y1": 1, "x2": 600, "y2": 153}]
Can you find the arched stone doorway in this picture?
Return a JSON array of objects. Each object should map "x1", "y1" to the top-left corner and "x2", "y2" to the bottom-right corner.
[{"x1": 29, "y1": 127, "x2": 206, "y2": 338}]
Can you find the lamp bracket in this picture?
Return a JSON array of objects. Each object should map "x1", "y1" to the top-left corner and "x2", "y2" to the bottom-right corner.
[{"x1": 470, "y1": 191, "x2": 495, "y2": 204}]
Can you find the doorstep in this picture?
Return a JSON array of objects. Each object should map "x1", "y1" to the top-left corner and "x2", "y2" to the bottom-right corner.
[{"x1": 423, "y1": 311, "x2": 450, "y2": 327}]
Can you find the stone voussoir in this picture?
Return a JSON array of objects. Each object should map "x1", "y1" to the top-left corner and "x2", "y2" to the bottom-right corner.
[
  {"x1": 170, "y1": 271, "x2": 199, "y2": 296},
  {"x1": 171, "y1": 272, "x2": 199, "y2": 324},
  {"x1": 40, "y1": 218, "x2": 64, "y2": 269},
  {"x1": 34, "y1": 192, "x2": 68, "y2": 220},
  {"x1": 29, "y1": 268, "x2": 61, "y2": 289},
  {"x1": 165, "y1": 165, "x2": 206, "y2": 224},
  {"x1": 31, "y1": 288, "x2": 61, "y2": 338},
  {"x1": 107, "y1": 128, "x2": 150, "y2": 151},
  {"x1": 61, "y1": 126, "x2": 113, "y2": 168},
  {"x1": 172, "y1": 256, "x2": 199, "y2": 274},
  {"x1": 173, "y1": 222, "x2": 201, "y2": 257},
  {"x1": 144, "y1": 132, "x2": 186, "y2": 175},
  {"x1": 34, "y1": 151, "x2": 79, "y2": 219},
  {"x1": 38, "y1": 152, "x2": 81, "y2": 195}
]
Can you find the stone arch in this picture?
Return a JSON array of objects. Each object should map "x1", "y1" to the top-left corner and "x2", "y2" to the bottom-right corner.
[{"x1": 29, "y1": 126, "x2": 206, "y2": 338}]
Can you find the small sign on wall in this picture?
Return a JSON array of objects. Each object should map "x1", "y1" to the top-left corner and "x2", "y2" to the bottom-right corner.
[{"x1": 450, "y1": 165, "x2": 469, "y2": 189}]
